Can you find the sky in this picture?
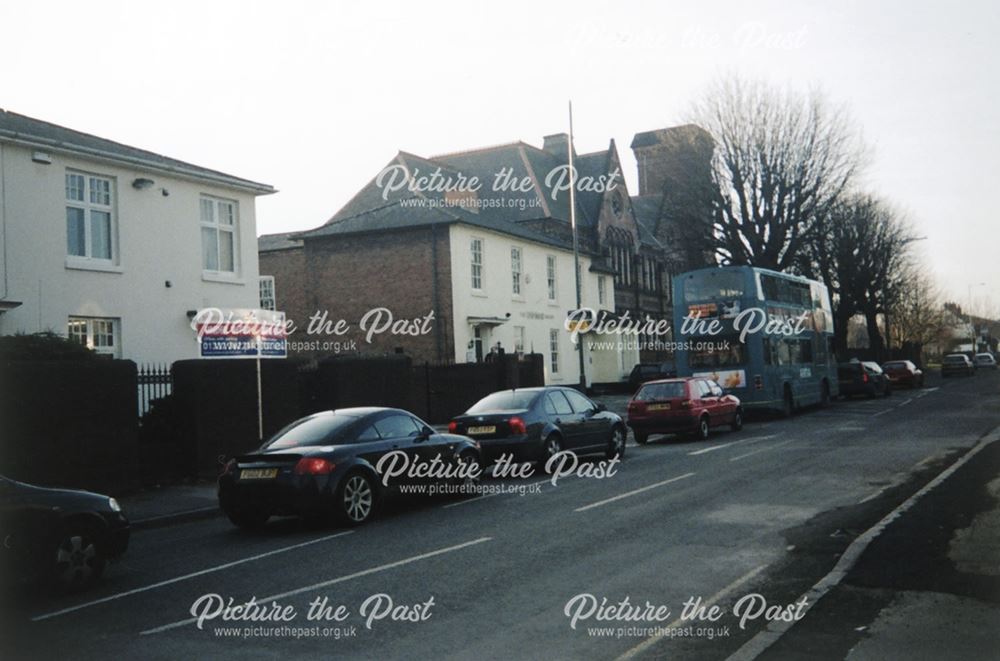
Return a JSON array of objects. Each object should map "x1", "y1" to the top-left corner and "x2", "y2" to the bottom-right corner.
[{"x1": 1, "y1": 0, "x2": 997, "y2": 314}]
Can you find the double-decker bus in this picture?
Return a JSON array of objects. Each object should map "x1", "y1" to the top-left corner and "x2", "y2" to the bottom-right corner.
[{"x1": 672, "y1": 265, "x2": 838, "y2": 415}]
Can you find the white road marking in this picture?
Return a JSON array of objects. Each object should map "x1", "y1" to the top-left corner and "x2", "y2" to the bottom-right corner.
[
  {"x1": 873, "y1": 395, "x2": 919, "y2": 417},
  {"x1": 32, "y1": 530, "x2": 355, "y2": 622},
  {"x1": 140, "y1": 536, "x2": 493, "y2": 635},
  {"x1": 729, "y1": 438, "x2": 797, "y2": 461},
  {"x1": 725, "y1": 424, "x2": 1000, "y2": 661},
  {"x1": 615, "y1": 564, "x2": 768, "y2": 660},
  {"x1": 688, "y1": 434, "x2": 779, "y2": 456},
  {"x1": 857, "y1": 488, "x2": 885, "y2": 504},
  {"x1": 574, "y1": 473, "x2": 695, "y2": 512}
]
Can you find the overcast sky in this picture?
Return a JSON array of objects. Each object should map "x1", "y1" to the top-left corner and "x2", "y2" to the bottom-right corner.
[{"x1": 1, "y1": 0, "x2": 996, "y2": 312}]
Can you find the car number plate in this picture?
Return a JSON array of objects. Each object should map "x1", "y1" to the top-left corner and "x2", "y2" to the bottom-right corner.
[
  {"x1": 647, "y1": 403, "x2": 671, "y2": 411},
  {"x1": 467, "y1": 425, "x2": 496, "y2": 434},
  {"x1": 240, "y1": 468, "x2": 278, "y2": 480}
]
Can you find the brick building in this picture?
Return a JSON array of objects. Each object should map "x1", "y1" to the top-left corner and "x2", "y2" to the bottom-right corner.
[{"x1": 259, "y1": 126, "x2": 715, "y2": 382}]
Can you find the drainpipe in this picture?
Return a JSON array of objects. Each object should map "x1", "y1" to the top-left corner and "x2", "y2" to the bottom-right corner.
[
  {"x1": 430, "y1": 222, "x2": 443, "y2": 361},
  {"x1": 0, "y1": 143, "x2": 7, "y2": 300}
]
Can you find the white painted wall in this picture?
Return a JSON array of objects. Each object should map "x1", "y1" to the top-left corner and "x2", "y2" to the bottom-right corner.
[
  {"x1": 0, "y1": 142, "x2": 264, "y2": 364},
  {"x1": 448, "y1": 223, "x2": 635, "y2": 386}
]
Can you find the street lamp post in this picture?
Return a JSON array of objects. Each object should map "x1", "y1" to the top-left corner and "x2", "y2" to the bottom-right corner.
[{"x1": 968, "y1": 282, "x2": 986, "y2": 352}]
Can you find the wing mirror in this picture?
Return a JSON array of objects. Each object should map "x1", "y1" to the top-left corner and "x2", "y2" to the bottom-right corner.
[
  {"x1": 417, "y1": 426, "x2": 434, "y2": 441},
  {"x1": 595, "y1": 402, "x2": 607, "y2": 412}
]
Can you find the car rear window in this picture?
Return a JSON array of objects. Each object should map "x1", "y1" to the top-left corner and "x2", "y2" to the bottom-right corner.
[
  {"x1": 467, "y1": 390, "x2": 539, "y2": 413},
  {"x1": 883, "y1": 362, "x2": 907, "y2": 369},
  {"x1": 266, "y1": 414, "x2": 358, "y2": 449},
  {"x1": 635, "y1": 382, "x2": 687, "y2": 401},
  {"x1": 944, "y1": 355, "x2": 966, "y2": 364}
]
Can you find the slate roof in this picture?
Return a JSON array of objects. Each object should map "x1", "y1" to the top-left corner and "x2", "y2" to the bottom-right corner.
[
  {"x1": 304, "y1": 138, "x2": 625, "y2": 254},
  {"x1": 0, "y1": 109, "x2": 274, "y2": 194},
  {"x1": 258, "y1": 232, "x2": 304, "y2": 252},
  {"x1": 631, "y1": 195, "x2": 666, "y2": 250}
]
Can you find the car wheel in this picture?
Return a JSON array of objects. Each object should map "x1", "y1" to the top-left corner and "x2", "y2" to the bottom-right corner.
[
  {"x1": 338, "y1": 472, "x2": 376, "y2": 526},
  {"x1": 693, "y1": 415, "x2": 710, "y2": 441},
  {"x1": 606, "y1": 426, "x2": 626, "y2": 460},
  {"x1": 731, "y1": 408, "x2": 744, "y2": 432},
  {"x1": 539, "y1": 435, "x2": 562, "y2": 473},
  {"x1": 52, "y1": 524, "x2": 105, "y2": 591},
  {"x1": 884, "y1": 383, "x2": 892, "y2": 397},
  {"x1": 451, "y1": 451, "x2": 481, "y2": 495},
  {"x1": 224, "y1": 505, "x2": 269, "y2": 530},
  {"x1": 820, "y1": 381, "x2": 831, "y2": 407},
  {"x1": 634, "y1": 432, "x2": 649, "y2": 445}
]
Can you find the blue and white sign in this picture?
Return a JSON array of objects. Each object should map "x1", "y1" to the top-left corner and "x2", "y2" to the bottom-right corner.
[{"x1": 191, "y1": 308, "x2": 288, "y2": 359}]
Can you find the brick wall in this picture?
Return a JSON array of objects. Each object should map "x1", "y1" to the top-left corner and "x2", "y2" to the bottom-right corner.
[
  {"x1": 263, "y1": 225, "x2": 454, "y2": 362},
  {"x1": 260, "y1": 246, "x2": 307, "y2": 324}
]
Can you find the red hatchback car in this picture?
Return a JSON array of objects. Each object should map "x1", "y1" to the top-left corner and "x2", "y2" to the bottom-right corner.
[
  {"x1": 881, "y1": 360, "x2": 924, "y2": 388},
  {"x1": 627, "y1": 377, "x2": 743, "y2": 444}
]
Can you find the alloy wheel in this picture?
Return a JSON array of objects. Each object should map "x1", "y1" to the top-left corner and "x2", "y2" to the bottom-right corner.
[
  {"x1": 54, "y1": 533, "x2": 100, "y2": 588},
  {"x1": 607, "y1": 427, "x2": 626, "y2": 460},
  {"x1": 343, "y1": 474, "x2": 374, "y2": 523}
]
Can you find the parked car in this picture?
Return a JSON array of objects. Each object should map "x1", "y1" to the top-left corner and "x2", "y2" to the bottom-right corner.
[
  {"x1": 941, "y1": 353, "x2": 975, "y2": 377},
  {"x1": 626, "y1": 377, "x2": 743, "y2": 444},
  {"x1": 0, "y1": 474, "x2": 129, "y2": 591},
  {"x1": 881, "y1": 360, "x2": 924, "y2": 388},
  {"x1": 449, "y1": 387, "x2": 627, "y2": 467},
  {"x1": 973, "y1": 353, "x2": 998, "y2": 370},
  {"x1": 627, "y1": 361, "x2": 677, "y2": 392},
  {"x1": 838, "y1": 362, "x2": 891, "y2": 398},
  {"x1": 218, "y1": 408, "x2": 481, "y2": 528}
]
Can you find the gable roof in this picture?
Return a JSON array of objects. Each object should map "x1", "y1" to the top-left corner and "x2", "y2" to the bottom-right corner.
[{"x1": 0, "y1": 109, "x2": 275, "y2": 195}]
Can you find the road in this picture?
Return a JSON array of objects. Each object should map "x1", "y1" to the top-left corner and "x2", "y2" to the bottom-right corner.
[{"x1": 3, "y1": 371, "x2": 998, "y2": 660}]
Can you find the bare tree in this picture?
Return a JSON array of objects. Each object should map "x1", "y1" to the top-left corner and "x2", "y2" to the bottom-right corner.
[
  {"x1": 691, "y1": 76, "x2": 866, "y2": 270},
  {"x1": 800, "y1": 193, "x2": 919, "y2": 356},
  {"x1": 886, "y1": 262, "x2": 948, "y2": 355}
]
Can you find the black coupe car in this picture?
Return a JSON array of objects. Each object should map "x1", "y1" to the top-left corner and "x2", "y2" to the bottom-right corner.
[
  {"x1": 448, "y1": 387, "x2": 627, "y2": 468},
  {"x1": 837, "y1": 361, "x2": 891, "y2": 398},
  {"x1": 218, "y1": 407, "x2": 481, "y2": 529},
  {"x1": 0, "y1": 475, "x2": 130, "y2": 591}
]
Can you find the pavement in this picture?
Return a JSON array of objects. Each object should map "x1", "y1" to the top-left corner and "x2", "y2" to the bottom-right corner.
[
  {"x1": 119, "y1": 482, "x2": 220, "y2": 529},
  {"x1": 2, "y1": 370, "x2": 997, "y2": 660}
]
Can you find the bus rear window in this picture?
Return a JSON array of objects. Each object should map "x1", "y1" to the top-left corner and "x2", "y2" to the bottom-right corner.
[
  {"x1": 635, "y1": 382, "x2": 687, "y2": 401},
  {"x1": 683, "y1": 270, "x2": 745, "y2": 302}
]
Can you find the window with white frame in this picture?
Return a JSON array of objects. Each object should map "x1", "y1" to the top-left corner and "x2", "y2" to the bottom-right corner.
[
  {"x1": 470, "y1": 238, "x2": 483, "y2": 290},
  {"x1": 549, "y1": 328, "x2": 560, "y2": 374},
  {"x1": 546, "y1": 254, "x2": 557, "y2": 300},
  {"x1": 510, "y1": 247, "x2": 522, "y2": 295},
  {"x1": 66, "y1": 172, "x2": 115, "y2": 261},
  {"x1": 201, "y1": 196, "x2": 239, "y2": 274},
  {"x1": 598, "y1": 276, "x2": 607, "y2": 306},
  {"x1": 67, "y1": 317, "x2": 120, "y2": 357},
  {"x1": 513, "y1": 325, "x2": 525, "y2": 353},
  {"x1": 259, "y1": 276, "x2": 276, "y2": 311}
]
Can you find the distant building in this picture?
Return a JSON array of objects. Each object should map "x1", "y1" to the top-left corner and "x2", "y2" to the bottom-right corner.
[{"x1": 0, "y1": 110, "x2": 275, "y2": 363}]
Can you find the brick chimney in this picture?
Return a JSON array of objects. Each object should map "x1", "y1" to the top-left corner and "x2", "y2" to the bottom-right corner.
[{"x1": 542, "y1": 133, "x2": 574, "y2": 160}]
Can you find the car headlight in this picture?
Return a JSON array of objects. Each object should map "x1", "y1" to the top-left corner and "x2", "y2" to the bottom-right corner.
[{"x1": 108, "y1": 497, "x2": 122, "y2": 512}]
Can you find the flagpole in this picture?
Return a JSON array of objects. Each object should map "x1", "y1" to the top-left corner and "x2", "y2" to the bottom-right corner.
[{"x1": 568, "y1": 101, "x2": 586, "y2": 390}]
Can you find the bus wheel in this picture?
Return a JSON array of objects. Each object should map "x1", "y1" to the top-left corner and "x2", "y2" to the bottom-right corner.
[
  {"x1": 820, "y1": 380, "x2": 831, "y2": 407},
  {"x1": 782, "y1": 386, "x2": 794, "y2": 418}
]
